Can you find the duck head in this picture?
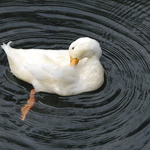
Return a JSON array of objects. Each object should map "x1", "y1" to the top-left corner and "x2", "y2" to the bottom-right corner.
[{"x1": 69, "y1": 37, "x2": 102, "y2": 66}]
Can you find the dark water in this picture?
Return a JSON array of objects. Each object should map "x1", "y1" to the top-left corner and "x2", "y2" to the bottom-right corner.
[{"x1": 0, "y1": 0, "x2": 150, "y2": 149}]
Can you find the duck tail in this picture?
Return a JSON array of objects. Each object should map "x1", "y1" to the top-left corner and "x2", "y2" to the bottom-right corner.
[{"x1": 1, "y1": 41, "x2": 13, "y2": 55}]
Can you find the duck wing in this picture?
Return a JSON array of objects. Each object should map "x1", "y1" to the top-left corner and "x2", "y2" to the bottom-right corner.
[
  {"x1": 1, "y1": 42, "x2": 69, "y2": 66},
  {"x1": 25, "y1": 63, "x2": 78, "y2": 84}
]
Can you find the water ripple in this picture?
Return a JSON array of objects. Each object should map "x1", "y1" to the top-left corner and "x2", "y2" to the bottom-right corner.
[{"x1": 0, "y1": 0, "x2": 150, "y2": 149}]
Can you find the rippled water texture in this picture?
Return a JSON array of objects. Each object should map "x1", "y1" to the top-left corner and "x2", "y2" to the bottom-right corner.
[{"x1": 0, "y1": 0, "x2": 150, "y2": 149}]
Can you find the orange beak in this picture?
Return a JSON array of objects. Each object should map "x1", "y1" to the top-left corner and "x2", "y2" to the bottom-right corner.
[{"x1": 70, "y1": 56, "x2": 79, "y2": 66}]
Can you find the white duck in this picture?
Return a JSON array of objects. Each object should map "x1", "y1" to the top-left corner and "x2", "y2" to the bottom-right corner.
[{"x1": 1, "y1": 37, "x2": 104, "y2": 120}]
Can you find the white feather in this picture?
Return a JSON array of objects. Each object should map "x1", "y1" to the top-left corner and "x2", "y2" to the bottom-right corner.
[{"x1": 1, "y1": 37, "x2": 104, "y2": 96}]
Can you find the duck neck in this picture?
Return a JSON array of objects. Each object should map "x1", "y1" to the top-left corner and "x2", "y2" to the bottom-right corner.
[
  {"x1": 79, "y1": 56, "x2": 100, "y2": 71},
  {"x1": 86, "y1": 56, "x2": 100, "y2": 65}
]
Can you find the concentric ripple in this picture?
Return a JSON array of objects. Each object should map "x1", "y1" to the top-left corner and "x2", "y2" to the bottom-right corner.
[{"x1": 0, "y1": 0, "x2": 150, "y2": 149}]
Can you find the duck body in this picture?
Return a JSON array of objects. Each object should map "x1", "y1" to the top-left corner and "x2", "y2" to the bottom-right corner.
[{"x1": 1, "y1": 37, "x2": 104, "y2": 96}]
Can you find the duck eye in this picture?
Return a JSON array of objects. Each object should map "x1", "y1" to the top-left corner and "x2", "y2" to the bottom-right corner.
[{"x1": 72, "y1": 47, "x2": 74, "y2": 50}]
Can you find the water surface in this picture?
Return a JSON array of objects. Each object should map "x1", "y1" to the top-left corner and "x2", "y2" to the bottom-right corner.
[{"x1": 0, "y1": 0, "x2": 150, "y2": 150}]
